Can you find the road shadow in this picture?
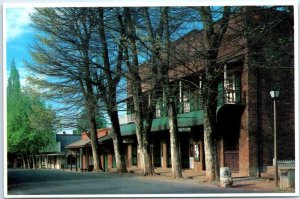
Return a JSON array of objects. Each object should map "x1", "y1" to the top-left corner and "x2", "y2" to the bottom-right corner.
[{"x1": 232, "y1": 183, "x2": 256, "y2": 188}]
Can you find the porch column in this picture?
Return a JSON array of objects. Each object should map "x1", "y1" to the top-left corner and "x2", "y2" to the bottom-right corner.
[
  {"x1": 76, "y1": 150, "x2": 78, "y2": 171},
  {"x1": 70, "y1": 150, "x2": 73, "y2": 171},
  {"x1": 86, "y1": 146, "x2": 89, "y2": 170},
  {"x1": 161, "y1": 141, "x2": 167, "y2": 168},
  {"x1": 46, "y1": 155, "x2": 48, "y2": 169},
  {"x1": 128, "y1": 144, "x2": 132, "y2": 167},
  {"x1": 80, "y1": 148, "x2": 83, "y2": 171},
  {"x1": 218, "y1": 134, "x2": 225, "y2": 168},
  {"x1": 40, "y1": 156, "x2": 42, "y2": 169},
  {"x1": 57, "y1": 156, "x2": 60, "y2": 169},
  {"x1": 65, "y1": 149, "x2": 68, "y2": 169},
  {"x1": 108, "y1": 153, "x2": 113, "y2": 169}
]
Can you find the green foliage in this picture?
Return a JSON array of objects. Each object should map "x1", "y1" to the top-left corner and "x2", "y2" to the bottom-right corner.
[
  {"x1": 7, "y1": 59, "x2": 21, "y2": 98},
  {"x1": 7, "y1": 60, "x2": 57, "y2": 154}
]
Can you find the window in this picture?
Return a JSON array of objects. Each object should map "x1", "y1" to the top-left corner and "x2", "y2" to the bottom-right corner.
[
  {"x1": 224, "y1": 64, "x2": 237, "y2": 103},
  {"x1": 224, "y1": 74, "x2": 236, "y2": 103}
]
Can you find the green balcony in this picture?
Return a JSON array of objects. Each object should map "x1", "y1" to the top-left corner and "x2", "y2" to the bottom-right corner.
[
  {"x1": 120, "y1": 109, "x2": 204, "y2": 136},
  {"x1": 120, "y1": 77, "x2": 242, "y2": 136}
]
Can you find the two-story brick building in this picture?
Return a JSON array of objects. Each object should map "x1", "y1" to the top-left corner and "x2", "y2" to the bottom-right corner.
[
  {"x1": 65, "y1": 7, "x2": 294, "y2": 177},
  {"x1": 105, "y1": 7, "x2": 294, "y2": 177}
]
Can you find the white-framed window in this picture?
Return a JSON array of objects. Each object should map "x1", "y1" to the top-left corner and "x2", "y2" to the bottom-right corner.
[{"x1": 224, "y1": 64, "x2": 236, "y2": 104}]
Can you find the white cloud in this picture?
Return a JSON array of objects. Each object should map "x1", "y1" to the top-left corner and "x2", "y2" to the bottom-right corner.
[{"x1": 6, "y1": 7, "x2": 35, "y2": 41}]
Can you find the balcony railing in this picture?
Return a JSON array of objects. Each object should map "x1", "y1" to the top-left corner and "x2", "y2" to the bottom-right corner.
[
  {"x1": 120, "y1": 78, "x2": 242, "y2": 124},
  {"x1": 119, "y1": 114, "x2": 135, "y2": 125},
  {"x1": 155, "y1": 105, "x2": 168, "y2": 118},
  {"x1": 218, "y1": 77, "x2": 242, "y2": 106}
]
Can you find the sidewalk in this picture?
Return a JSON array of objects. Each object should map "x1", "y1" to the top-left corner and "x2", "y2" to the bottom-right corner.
[{"x1": 114, "y1": 167, "x2": 295, "y2": 193}]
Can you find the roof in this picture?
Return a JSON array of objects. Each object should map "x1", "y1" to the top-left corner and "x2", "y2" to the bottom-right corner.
[
  {"x1": 65, "y1": 135, "x2": 113, "y2": 149},
  {"x1": 56, "y1": 134, "x2": 81, "y2": 151},
  {"x1": 65, "y1": 138, "x2": 90, "y2": 148},
  {"x1": 36, "y1": 152, "x2": 65, "y2": 156}
]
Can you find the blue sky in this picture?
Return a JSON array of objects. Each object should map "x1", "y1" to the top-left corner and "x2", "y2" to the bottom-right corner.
[
  {"x1": 5, "y1": 7, "x2": 35, "y2": 87},
  {"x1": 5, "y1": 7, "x2": 76, "y2": 134}
]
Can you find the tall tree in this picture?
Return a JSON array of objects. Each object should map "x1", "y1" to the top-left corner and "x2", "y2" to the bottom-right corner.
[
  {"x1": 122, "y1": 7, "x2": 157, "y2": 176},
  {"x1": 142, "y1": 7, "x2": 183, "y2": 179},
  {"x1": 92, "y1": 8, "x2": 128, "y2": 173},
  {"x1": 28, "y1": 7, "x2": 132, "y2": 173},
  {"x1": 28, "y1": 8, "x2": 103, "y2": 171},
  {"x1": 196, "y1": 6, "x2": 231, "y2": 181}
]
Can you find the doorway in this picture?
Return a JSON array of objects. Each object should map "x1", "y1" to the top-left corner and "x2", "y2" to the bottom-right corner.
[{"x1": 223, "y1": 119, "x2": 240, "y2": 172}]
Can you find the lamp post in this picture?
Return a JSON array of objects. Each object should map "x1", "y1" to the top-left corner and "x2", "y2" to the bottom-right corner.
[{"x1": 270, "y1": 89, "x2": 280, "y2": 187}]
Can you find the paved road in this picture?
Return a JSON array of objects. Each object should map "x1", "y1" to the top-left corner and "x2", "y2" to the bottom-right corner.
[{"x1": 7, "y1": 169, "x2": 271, "y2": 196}]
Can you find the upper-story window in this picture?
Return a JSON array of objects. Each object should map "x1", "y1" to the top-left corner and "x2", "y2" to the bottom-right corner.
[
  {"x1": 223, "y1": 64, "x2": 241, "y2": 104},
  {"x1": 224, "y1": 74, "x2": 236, "y2": 103},
  {"x1": 178, "y1": 76, "x2": 201, "y2": 113}
]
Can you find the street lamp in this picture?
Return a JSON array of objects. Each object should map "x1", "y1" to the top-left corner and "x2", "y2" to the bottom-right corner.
[{"x1": 270, "y1": 89, "x2": 280, "y2": 187}]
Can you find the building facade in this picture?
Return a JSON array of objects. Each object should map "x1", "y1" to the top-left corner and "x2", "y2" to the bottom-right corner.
[
  {"x1": 27, "y1": 7, "x2": 293, "y2": 177},
  {"x1": 35, "y1": 133, "x2": 81, "y2": 170},
  {"x1": 99, "y1": 7, "x2": 294, "y2": 177}
]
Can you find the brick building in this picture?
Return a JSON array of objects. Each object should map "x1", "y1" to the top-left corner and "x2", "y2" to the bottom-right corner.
[
  {"x1": 65, "y1": 128, "x2": 112, "y2": 171},
  {"x1": 109, "y1": 7, "x2": 294, "y2": 177},
  {"x1": 65, "y1": 7, "x2": 294, "y2": 177}
]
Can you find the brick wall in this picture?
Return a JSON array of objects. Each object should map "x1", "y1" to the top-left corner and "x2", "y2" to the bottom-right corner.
[
  {"x1": 256, "y1": 64, "x2": 295, "y2": 170},
  {"x1": 241, "y1": 42, "x2": 294, "y2": 175}
]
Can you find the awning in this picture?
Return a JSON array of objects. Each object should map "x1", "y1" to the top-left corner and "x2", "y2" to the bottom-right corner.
[
  {"x1": 120, "y1": 110, "x2": 204, "y2": 135},
  {"x1": 36, "y1": 152, "x2": 65, "y2": 156},
  {"x1": 177, "y1": 110, "x2": 204, "y2": 128},
  {"x1": 65, "y1": 139, "x2": 90, "y2": 148},
  {"x1": 98, "y1": 135, "x2": 112, "y2": 143},
  {"x1": 120, "y1": 123, "x2": 136, "y2": 136}
]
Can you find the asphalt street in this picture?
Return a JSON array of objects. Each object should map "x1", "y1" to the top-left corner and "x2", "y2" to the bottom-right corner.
[{"x1": 7, "y1": 169, "x2": 273, "y2": 196}]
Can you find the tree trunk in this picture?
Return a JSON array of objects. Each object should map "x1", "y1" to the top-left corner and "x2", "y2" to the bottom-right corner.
[
  {"x1": 123, "y1": 7, "x2": 155, "y2": 176},
  {"x1": 140, "y1": 145, "x2": 154, "y2": 176},
  {"x1": 88, "y1": 113, "x2": 103, "y2": 172},
  {"x1": 95, "y1": 9, "x2": 127, "y2": 173},
  {"x1": 109, "y1": 110, "x2": 127, "y2": 173},
  {"x1": 139, "y1": 116, "x2": 155, "y2": 176},
  {"x1": 201, "y1": 67, "x2": 220, "y2": 181},
  {"x1": 134, "y1": 106, "x2": 155, "y2": 176},
  {"x1": 203, "y1": 105, "x2": 219, "y2": 181},
  {"x1": 168, "y1": 101, "x2": 183, "y2": 179},
  {"x1": 134, "y1": 114, "x2": 155, "y2": 176}
]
